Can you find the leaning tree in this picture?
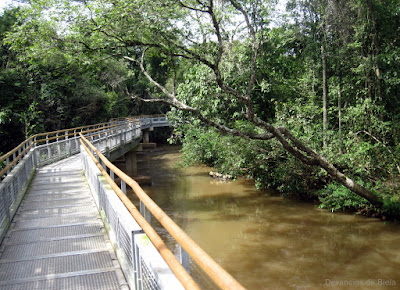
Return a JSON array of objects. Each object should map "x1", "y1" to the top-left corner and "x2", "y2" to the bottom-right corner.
[{"x1": 16, "y1": 0, "x2": 383, "y2": 206}]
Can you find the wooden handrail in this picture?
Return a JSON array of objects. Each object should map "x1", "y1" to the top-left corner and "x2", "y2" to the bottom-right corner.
[
  {"x1": 0, "y1": 115, "x2": 159, "y2": 180},
  {"x1": 79, "y1": 135, "x2": 200, "y2": 290},
  {"x1": 0, "y1": 142, "x2": 35, "y2": 177},
  {"x1": 110, "y1": 114, "x2": 167, "y2": 122},
  {"x1": 0, "y1": 137, "x2": 34, "y2": 163},
  {"x1": 0, "y1": 121, "x2": 131, "y2": 177},
  {"x1": 34, "y1": 121, "x2": 137, "y2": 144},
  {"x1": 79, "y1": 133, "x2": 246, "y2": 290}
]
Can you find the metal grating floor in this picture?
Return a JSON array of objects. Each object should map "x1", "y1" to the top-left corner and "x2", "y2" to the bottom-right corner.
[{"x1": 0, "y1": 155, "x2": 129, "y2": 289}]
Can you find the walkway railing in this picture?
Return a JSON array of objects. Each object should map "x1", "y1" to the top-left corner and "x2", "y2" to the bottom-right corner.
[
  {"x1": 0, "y1": 115, "x2": 245, "y2": 290},
  {"x1": 79, "y1": 135, "x2": 245, "y2": 290},
  {"x1": 0, "y1": 119, "x2": 140, "y2": 242}
]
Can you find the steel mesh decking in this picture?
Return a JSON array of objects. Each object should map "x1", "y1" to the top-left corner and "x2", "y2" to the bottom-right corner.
[
  {"x1": 0, "y1": 155, "x2": 128, "y2": 289},
  {"x1": 0, "y1": 271, "x2": 122, "y2": 290},
  {"x1": 7, "y1": 224, "x2": 104, "y2": 244}
]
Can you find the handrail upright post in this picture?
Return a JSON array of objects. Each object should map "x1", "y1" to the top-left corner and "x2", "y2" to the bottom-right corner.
[
  {"x1": 121, "y1": 180, "x2": 127, "y2": 195},
  {"x1": 45, "y1": 134, "x2": 51, "y2": 162},
  {"x1": 131, "y1": 229, "x2": 144, "y2": 290},
  {"x1": 65, "y1": 130, "x2": 72, "y2": 156},
  {"x1": 72, "y1": 129, "x2": 77, "y2": 155},
  {"x1": 100, "y1": 160, "x2": 106, "y2": 172},
  {"x1": 2, "y1": 180, "x2": 11, "y2": 221},
  {"x1": 132, "y1": 230, "x2": 144, "y2": 290},
  {"x1": 6, "y1": 156, "x2": 10, "y2": 174},
  {"x1": 56, "y1": 132, "x2": 61, "y2": 157},
  {"x1": 139, "y1": 201, "x2": 151, "y2": 223},
  {"x1": 178, "y1": 246, "x2": 191, "y2": 274}
]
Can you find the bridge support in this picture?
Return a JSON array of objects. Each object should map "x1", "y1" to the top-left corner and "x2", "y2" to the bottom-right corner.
[
  {"x1": 123, "y1": 147, "x2": 152, "y2": 186},
  {"x1": 142, "y1": 128, "x2": 157, "y2": 149},
  {"x1": 143, "y1": 126, "x2": 153, "y2": 143},
  {"x1": 125, "y1": 150, "x2": 138, "y2": 177}
]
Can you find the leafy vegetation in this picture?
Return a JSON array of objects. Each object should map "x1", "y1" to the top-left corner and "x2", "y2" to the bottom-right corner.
[
  {"x1": 0, "y1": 6, "x2": 169, "y2": 152},
  {"x1": 1, "y1": 0, "x2": 400, "y2": 218}
]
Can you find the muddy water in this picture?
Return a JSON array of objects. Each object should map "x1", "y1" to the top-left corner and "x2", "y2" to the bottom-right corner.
[{"x1": 129, "y1": 145, "x2": 400, "y2": 289}]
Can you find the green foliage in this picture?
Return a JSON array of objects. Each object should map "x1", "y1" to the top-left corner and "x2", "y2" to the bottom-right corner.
[
  {"x1": 19, "y1": 101, "x2": 44, "y2": 138},
  {"x1": 178, "y1": 126, "x2": 255, "y2": 177},
  {"x1": 317, "y1": 182, "x2": 371, "y2": 212},
  {"x1": 2, "y1": 0, "x2": 400, "y2": 219},
  {"x1": 0, "y1": 4, "x2": 171, "y2": 153},
  {"x1": 176, "y1": 122, "x2": 324, "y2": 200},
  {"x1": 175, "y1": 63, "x2": 242, "y2": 124},
  {"x1": 382, "y1": 195, "x2": 400, "y2": 220}
]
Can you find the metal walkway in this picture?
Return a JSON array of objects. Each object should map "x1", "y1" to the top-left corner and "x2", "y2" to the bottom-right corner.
[{"x1": 0, "y1": 154, "x2": 128, "y2": 290}]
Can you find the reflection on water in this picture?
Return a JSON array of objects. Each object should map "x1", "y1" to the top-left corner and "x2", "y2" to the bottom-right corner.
[{"x1": 128, "y1": 145, "x2": 400, "y2": 289}]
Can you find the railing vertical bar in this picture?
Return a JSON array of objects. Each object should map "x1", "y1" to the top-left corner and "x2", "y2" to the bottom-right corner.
[
  {"x1": 131, "y1": 229, "x2": 144, "y2": 289},
  {"x1": 121, "y1": 180, "x2": 127, "y2": 195},
  {"x1": 139, "y1": 200, "x2": 151, "y2": 224},
  {"x1": 6, "y1": 157, "x2": 10, "y2": 174},
  {"x1": 178, "y1": 246, "x2": 191, "y2": 274}
]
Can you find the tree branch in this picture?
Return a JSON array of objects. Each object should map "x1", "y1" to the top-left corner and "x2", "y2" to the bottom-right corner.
[{"x1": 177, "y1": 0, "x2": 208, "y2": 13}]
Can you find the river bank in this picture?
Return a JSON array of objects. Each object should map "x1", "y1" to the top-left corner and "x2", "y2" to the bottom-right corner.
[{"x1": 125, "y1": 145, "x2": 400, "y2": 289}]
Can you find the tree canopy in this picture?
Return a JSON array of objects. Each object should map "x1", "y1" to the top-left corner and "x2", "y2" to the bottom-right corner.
[{"x1": 2, "y1": 0, "x2": 400, "y2": 217}]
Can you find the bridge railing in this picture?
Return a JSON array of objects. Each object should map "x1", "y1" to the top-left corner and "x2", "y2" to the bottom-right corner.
[
  {"x1": 0, "y1": 121, "x2": 116, "y2": 178},
  {"x1": 1, "y1": 115, "x2": 245, "y2": 289},
  {"x1": 111, "y1": 115, "x2": 170, "y2": 130},
  {"x1": 83, "y1": 120, "x2": 142, "y2": 155},
  {"x1": 0, "y1": 148, "x2": 36, "y2": 242},
  {"x1": 79, "y1": 133, "x2": 246, "y2": 290},
  {"x1": 80, "y1": 135, "x2": 187, "y2": 290},
  {"x1": 0, "y1": 116, "x2": 153, "y2": 244},
  {"x1": 0, "y1": 119, "x2": 138, "y2": 243}
]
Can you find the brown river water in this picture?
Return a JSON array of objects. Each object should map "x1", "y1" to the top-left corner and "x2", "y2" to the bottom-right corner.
[{"x1": 126, "y1": 145, "x2": 400, "y2": 289}]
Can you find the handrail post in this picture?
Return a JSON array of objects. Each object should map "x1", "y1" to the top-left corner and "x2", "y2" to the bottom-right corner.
[
  {"x1": 56, "y1": 132, "x2": 61, "y2": 157},
  {"x1": 2, "y1": 181, "x2": 11, "y2": 221},
  {"x1": 139, "y1": 201, "x2": 151, "y2": 224},
  {"x1": 132, "y1": 230, "x2": 144, "y2": 290},
  {"x1": 6, "y1": 156, "x2": 10, "y2": 174},
  {"x1": 178, "y1": 246, "x2": 190, "y2": 274},
  {"x1": 121, "y1": 180, "x2": 127, "y2": 195},
  {"x1": 131, "y1": 229, "x2": 144, "y2": 290}
]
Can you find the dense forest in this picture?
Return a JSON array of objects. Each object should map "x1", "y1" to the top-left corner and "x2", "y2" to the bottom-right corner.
[{"x1": 1, "y1": 0, "x2": 400, "y2": 218}]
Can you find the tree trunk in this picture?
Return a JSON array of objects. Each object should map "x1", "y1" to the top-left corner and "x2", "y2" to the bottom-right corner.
[
  {"x1": 366, "y1": 0, "x2": 382, "y2": 103},
  {"x1": 338, "y1": 74, "x2": 343, "y2": 154},
  {"x1": 322, "y1": 45, "x2": 328, "y2": 148}
]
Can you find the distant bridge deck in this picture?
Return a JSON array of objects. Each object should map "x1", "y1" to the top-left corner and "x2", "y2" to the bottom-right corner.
[{"x1": 0, "y1": 155, "x2": 128, "y2": 289}]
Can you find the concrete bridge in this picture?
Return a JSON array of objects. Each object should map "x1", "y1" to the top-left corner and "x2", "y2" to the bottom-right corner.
[{"x1": 0, "y1": 116, "x2": 245, "y2": 290}]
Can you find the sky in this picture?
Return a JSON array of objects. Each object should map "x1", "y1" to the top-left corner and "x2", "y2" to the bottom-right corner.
[
  {"x1": 0, "y1": 0, "x2": 27, "y2": 13},
  {"x1": 1, "y1": 0, "x2": 288, "y2": 15}
]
